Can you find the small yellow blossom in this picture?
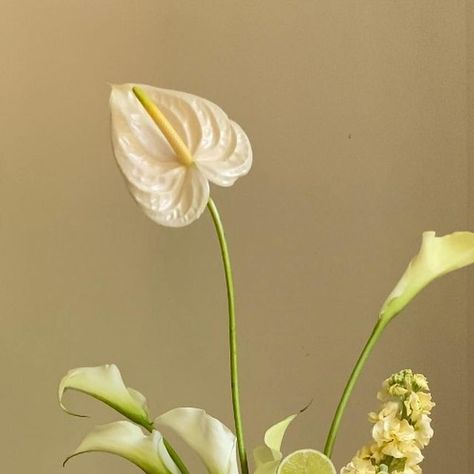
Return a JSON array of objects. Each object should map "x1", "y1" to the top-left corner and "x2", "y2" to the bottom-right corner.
[
  {"x1": 372, "y1": 417, "x2": 418, "y2": 459},
  {"x1": 341, "y1": 370, "x2": 434, "y2": 474},
  {"x1": 340, "y1": 456, "x2": 377, "y2": 474},
  {"x1": 404, "y1": 392, "x2": 435, "y2": 421},
  {"x1": 413, "y1": 415, "x2": 434, "y2": 448}
]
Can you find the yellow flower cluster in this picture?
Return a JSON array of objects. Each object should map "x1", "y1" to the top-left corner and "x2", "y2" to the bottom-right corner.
[{"x1": 341, "y1": 370, "x2": 435, "y2": 474}]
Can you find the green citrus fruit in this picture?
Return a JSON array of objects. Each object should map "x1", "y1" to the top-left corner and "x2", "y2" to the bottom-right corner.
[{"x1": 277, "y1": 449, "x2": 336, "y2": 474}]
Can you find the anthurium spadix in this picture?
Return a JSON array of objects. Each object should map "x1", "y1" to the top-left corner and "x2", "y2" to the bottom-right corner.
[
  {"x1": 156, "y1": 407, "x2": 239, "y2": 474},
  {"x1": 110, "y1": 84, "x2": 252, "y2": 227},
  {"x1": 64, "y1": 420, "x2": 179, "y2": 474},
  {"x1": 253, "y1": 414, "x2": 297, "y2": 474},
  {"x1": 379, "y1": 231, "x2": 474, "y2": 323},
  {"x1": 59, "y1": 364, "x2": 153, "y2": 431}
]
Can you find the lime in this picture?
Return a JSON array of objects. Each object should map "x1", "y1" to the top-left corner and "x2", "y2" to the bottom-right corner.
[{"x1": 277, "y1": 449, "x2": 336, "y2": 474}]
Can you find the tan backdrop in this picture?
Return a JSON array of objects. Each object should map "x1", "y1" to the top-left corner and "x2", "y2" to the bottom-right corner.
[{"x1": 0, "y1": 1, "x2": 471, "y2": 473}]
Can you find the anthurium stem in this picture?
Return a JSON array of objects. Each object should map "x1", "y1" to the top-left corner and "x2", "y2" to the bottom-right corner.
[
  {"x1": 324, "y1": 318, "x2": 388, "y2": 458},
  {"x1": 207, "y1": 198, "x2": 249, "y2": 474}
]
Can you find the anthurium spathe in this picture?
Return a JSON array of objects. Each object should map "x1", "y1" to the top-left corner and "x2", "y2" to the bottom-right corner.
[
  {"x1": 64, "y1": 420, "x2": 179, "y2": 474},
  {"x1": 253, "y1": 414, "x2": 297, "y2": 474},
  {"x1": 156, "y1": 407, "x2": 239, "y2": 474},
  {"x1": 379, "y1": 231, "x2": 474, "y2": 323},
  {"x1": 59, "y1": 364, "x2": 153, "y2": 430},
  {"x1": 110, "y1": 84, "x2": 252, "y2": 227}
]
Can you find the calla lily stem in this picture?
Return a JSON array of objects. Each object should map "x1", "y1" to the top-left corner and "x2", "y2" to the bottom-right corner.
[
  {"x1": 324, "y1": 318, "x2": 389, "y2": 458},
  {"x1": 207, "y1": 198, "x2": 249, "y2": 474},
  {"x1": 163, "y1": 438, "x2": 190, "y2": 474},
  {"x1": 140, "y1": 422, "x2": 189, "y2": 474}
]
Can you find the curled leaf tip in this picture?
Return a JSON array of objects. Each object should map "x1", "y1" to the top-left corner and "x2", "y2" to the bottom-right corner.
[{"x1": 299, "y1": 399, "x2": 313, "y2": 414}]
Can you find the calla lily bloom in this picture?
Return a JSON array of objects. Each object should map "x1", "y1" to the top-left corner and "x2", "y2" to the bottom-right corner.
[
  {"x1": 379, "y1": 231, "x2": 474, "y2": 323},
  {"x1": 156, "y1": 407, "x2": 238, "y2": 474},
  {"x1": 253, "y1": 414, "x2": 297, "y2": 474},
  {"x1": 110, "y1": 84, "x2": 252, "y2": 227},
  {"x1": 60, "y1": 365, "x2": 239, "y2": 474},
  {"x1": 59, "y1": 364, "x2": 153, "y2": 430},
  {"x1": 64, "y1": 420, "x2": 179, "y2": 474}
]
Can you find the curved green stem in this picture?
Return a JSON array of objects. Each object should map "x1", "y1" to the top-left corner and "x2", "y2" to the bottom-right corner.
[
  {"x1": 207, "y1": 198, "x2": 249, "y2": 474},
  {"x1": 324, "y1": 318, "x2": 388, "y2": 458}
]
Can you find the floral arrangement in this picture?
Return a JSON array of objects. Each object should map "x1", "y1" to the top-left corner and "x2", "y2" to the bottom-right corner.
[{"x1": 58, "y1": 84, "x2": 474, "y2": 474}]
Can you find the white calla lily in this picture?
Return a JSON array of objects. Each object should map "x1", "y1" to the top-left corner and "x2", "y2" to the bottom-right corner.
[
  {"x1": 110, "y1": 83, "x2": 252, "y2": 227},
  {"x1": 379, "y1": 231, "x2": 474, "y2": 323},
  {"x1": 156, "y1": 407, "x2": 238, "y2": 474},
  {"x1": 64, "y1": 420, "x2": 179, "y2": 474},
  {"x1": 253, "y1": 414, "x2": 297, "y2": 474},
  {"x1": 59, "y1": 364, "x2": 153, "y2": 430}
]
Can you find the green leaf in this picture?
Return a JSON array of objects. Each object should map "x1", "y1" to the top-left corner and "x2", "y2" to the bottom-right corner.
[{"x1": 254, "y1": 414, "x2": 297, "y2": 474}]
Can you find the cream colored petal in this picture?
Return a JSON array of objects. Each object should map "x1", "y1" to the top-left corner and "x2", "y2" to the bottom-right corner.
[
  {"x1": 127, "y1": 165, "x2": 209, "y2": 227},
  {"x1": 254, "y1": 414, "x2": 297, "y2": 474},
  {"x1": 64, "y1": 421, "x2": 179, "y2": 474},
  {"x1": 59, "y1": 364, "x2": 152, "y2": 430},
  {"x1": 111, "y1": 84, "x2": 179, "y2": 165},
  {"x1": 112, "y1": 85, "x2": 211, "y2": 227},
  {"x1": 111, "y1": 83, "x2": 252, "y2": 192},
  {"x1": 193, "y1": 115, "x2": 252, "y2": 187},
  {"x1": 156, "y1": 407, "x2": 238, "y2": 474},
  {"x1": 379, "y1": 231, "x2": 474, "y2": 322},
  {"x1": 135, "y1": 84, "x2": 252, "y2": 187}
]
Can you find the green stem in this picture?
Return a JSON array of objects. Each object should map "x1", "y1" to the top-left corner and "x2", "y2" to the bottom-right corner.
[
  {"x1": 145, "y1": 424, "x2": 190, "y2": 474},
  {"x1": 163, "y1": 439, "x2": 190, "y2": 474},
  {"x1": 324, "y1": 318, "x2": 388, "y2": 458},
  {"x1": 207, "y1": 198, "x2": 249, "y2": 474}
]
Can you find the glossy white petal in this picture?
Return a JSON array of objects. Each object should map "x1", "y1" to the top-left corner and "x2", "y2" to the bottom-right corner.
[
  {"x1": 192, "y1": 106, "x2": 252, "y2": 187},
  {"x1": 126, "y1": 164, "x2": 210, "y2": 227},
  {"x1": 254, "y1": 414, "x2": 297, "y2": 474},
  {"x1": 380, "y1": 231, "x2": 474, "y2": 323},
  {"x1": 110, "y1": 84, "x2": 252, "y2": 227},
  {"x1": 65, "y1": 421, "x2": 179, "y2": 474},
  {"x1": 156, "y1": 407, "x2": 238, "y2": 474},
  {"x1": 59, "y1": 364, "x2": 152, "y2": 430}
]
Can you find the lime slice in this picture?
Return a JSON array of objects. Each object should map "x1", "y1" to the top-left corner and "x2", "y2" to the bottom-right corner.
[{"x1": 277, "y1": 449, "x2": 336, "y2": 474}]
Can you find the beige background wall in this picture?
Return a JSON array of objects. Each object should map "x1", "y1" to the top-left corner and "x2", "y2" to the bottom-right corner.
[{"x1": 0, "y1": 1, "x2": 471, "y2": 473}]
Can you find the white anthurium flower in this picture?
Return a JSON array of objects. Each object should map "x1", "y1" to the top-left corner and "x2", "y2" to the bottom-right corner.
[
  {"x1": 110, "y1": 83, "x2": 252, "y2": 227},
  {"x1": 59, "y1": 364, "x2": 153, "y2": 430},
  {"x1": 253, "y1": 414, "x2": 297, "y2": 474},
  {"x1": 64, "y1": 420, "x2": 180, "y2": 474},
  {"x1": 379, "y1": 231, "x2": 474, "y2": 323},
  {"x1": 155, "y1": 407, "x2": 238, "y2": 474}
]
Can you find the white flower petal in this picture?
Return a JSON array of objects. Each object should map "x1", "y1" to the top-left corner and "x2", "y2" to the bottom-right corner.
[
  {"x1": 111, "y1": 84, "x2": 178, "y2": 165},
  {"x1": 379, "y1": 231, "x2": 474, "y2": 322},
  {"x1": 254, "y1": 414, "x2": 297, "y2": 474},
  {"x1": 127, "y1": 165, "x2": 209, "y2": 227},
  {"x1": 193, "y1": 112, "x2": 252, "y2": 187},
  {"x1": 133, "y1": 84, "x2": 252, "y2": 186},
  {"x1": 156, "y1": 407, "x2": 238, "y2": 474},
  {"x1": 59, "y1": 364, "x2": 152, "y2": 430},
  {"x1": 65, "y1": 421, "x2": 179, "y2": 474},
  {"x1": 110, "y1": 84, "x2": 252, "y2": 227}
]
